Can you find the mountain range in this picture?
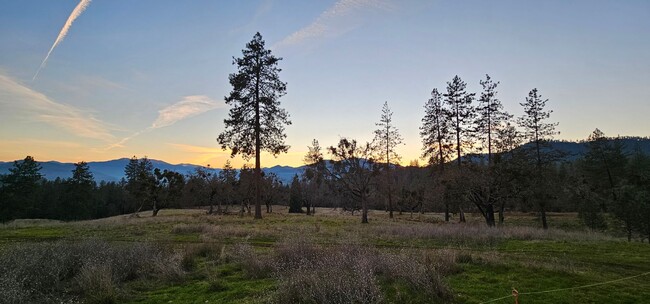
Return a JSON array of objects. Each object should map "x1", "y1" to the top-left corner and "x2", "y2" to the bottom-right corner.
[
  {"x1": 0, "y1": 158, "x2": 305, "y2": 184},
  {"x1": 1, "y1": 138, "x2": 648, "y2": 184}
]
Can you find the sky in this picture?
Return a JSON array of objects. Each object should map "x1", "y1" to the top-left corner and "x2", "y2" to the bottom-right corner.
[{"x1": 1, "y1": 0, "x2": 649, "y2": 168}]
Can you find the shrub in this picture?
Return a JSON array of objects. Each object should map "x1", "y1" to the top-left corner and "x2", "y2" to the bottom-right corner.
[
  {"x1": 0, "y1": 240, "x2": 184, "y2": 303},
  {"x1": 228, "y1": 243, "x2": 273, "y2": 279},
  {"x1": 271, "y1": 240, "x2": 454, "y2": 304},
  {"x1": 75, "y1": 264, "x2": 117, "y2": 304}
]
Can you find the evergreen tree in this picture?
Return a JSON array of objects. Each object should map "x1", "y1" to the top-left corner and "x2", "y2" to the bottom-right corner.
[
  {"x1": 443, "y1": 75, "x2": 476, "y2": 167},
  {"x1": 373, "y1": 101, "x2": 403, "y2": 219},
  {"x1": 124, "y1": 156, "x2": 154, "y2": 214},
  {"x1": 218, "y1": 160, "x2": 238, "y2": 212},
  {"x1": 0, "y1": 156, "x2": 43, "y2": 221},
  {"x1": 619, "y1": 147, "x2": 650, "y2": 242},
  {"x1": 303, "y1": 139, "x2": 326, "y2": 215},
  {"x1": 493, "y1": 122, "x2": 522, "y2": 157},
  {"x1": 64, "y1": 161, "x2": 96, "y2": 220},
  {"x1": 517, "y1": 88, "x2": 559, "y2": 168},
  {"x1": 420, "y1": 88, "x2": 452, "y2": 167},
  {"x1": 289, "y1": 175, "x2": 303, "y2": 213},
  {"x1": 517, "y1": 88, "x2": 558, "y2": 229},
  {"x1": 218, "y1": 32, "x2": 291, "y2": 220},
  {"x1": 71, "y1": 161, "x2": 94, "y2": 185},
  {"x1": 581, "y1": 129, "x2": 627, "y2": 211},
  {"x1": 475, "y1": 74, "x2": 511, "y2": 164}
]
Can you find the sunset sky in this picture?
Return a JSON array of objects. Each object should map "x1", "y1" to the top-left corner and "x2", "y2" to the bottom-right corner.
[{"x1": 1, "y1": 0, "x2": 649, "y2": 168}]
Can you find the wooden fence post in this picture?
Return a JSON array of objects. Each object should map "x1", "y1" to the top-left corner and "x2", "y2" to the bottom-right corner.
[{"x1": 512, "y1": 288, "x2": 519, "y2": 304}]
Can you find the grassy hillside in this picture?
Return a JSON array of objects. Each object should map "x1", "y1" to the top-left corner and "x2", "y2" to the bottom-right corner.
[{"x1": 1, "y1": 209, "x2": 648, "y2": 303}]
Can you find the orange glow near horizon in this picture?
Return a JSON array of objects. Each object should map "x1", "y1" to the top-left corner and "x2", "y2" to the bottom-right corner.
[{"x1": 0, "y1": 140, "x2": 426, "y2": 169}]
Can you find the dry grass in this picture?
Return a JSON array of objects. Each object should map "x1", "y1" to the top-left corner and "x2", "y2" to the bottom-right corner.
[
  {"x1": 261, "y1": 237, "x2": 455, "y2": 303},
  {"x1": 370, "y1": 221, "x2": 613, "y2": 246},
  {"x1": 0, "y1": 208, "x2": 629, "y2": 303},
  {"x1": 0, "y1": 240, "x2": 184, "y2": 303}
]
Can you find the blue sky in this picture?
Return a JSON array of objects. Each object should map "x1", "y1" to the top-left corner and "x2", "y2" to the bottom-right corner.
[{"x1": 1, "y1": 0, "x2": 649, "y2": 167}]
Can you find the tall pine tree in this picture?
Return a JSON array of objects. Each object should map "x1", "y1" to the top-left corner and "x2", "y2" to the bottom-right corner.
[
  {"x1": 373, "y1": 101, "x2": 403, "y2": 219},
  {"x1": 218, "y1": 32, "x2": 291, "y2": 220},
  {"x1": 475, "y1": 74, "x2": 511, "y2": 164},
  {"x1": 517, "y1": 88, "x2": 558, "y2": 229},
  {"x1": 0, "y1": 156, "x2": 43, "y2": 221},
  {"x1": 420, "y1": 88, "x2": 452, "y2": 168},
  {"x1": 443, "y1": 76, "x2": 476, "y2": 167}
]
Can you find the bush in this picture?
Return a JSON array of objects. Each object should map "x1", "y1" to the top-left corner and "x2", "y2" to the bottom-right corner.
[
  {"x1": 75, "y1": 264, "x2": 117, "y2": 304},
  {"x1": 271, "y1": 240, "x2": 454, "y2": 304},
  {"x1": 228, "y1": 243, "x2": 273, "y2": 279},
  {"x1": 0, "y1": 240, "x2": 184, "y2": 303}
]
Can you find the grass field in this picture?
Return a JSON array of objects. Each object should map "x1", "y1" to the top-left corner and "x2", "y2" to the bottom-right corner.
[{"x1": 1, "y1": 207, "x2": 648, "y2": 304}]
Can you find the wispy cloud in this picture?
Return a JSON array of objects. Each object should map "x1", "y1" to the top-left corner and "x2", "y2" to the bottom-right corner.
[
  {"x1": 0, "y1": 73, "x2": 114, "y2": 142},
  {"x1": 153, "y1": 95, "x2": 224, "y2": 128},
  {"x1": 107, "y1": 95, "x2": 224, "y2": 149},
  {"x1": 273, "y1": 0, "x2": 391, "y2": 49},
  {"x1": 33, "y1": 0, "x2": 92, "y2": 80}
]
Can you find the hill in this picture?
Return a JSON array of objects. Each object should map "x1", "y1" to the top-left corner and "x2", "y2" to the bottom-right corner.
[
  {"x1": 0, "y1": 158, "x2": 305, "y2": 184},
  {"x1": 464, "y1": 137, "x2": 650, "y2": 163}
]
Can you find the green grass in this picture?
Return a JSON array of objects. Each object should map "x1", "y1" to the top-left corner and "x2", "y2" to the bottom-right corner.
[
  {"x1": 0, "y1": 225, "x2": 70, "y2": 243},
  {"x1": 127, "y1": 264, "x2": 275, "y2": 304},
  {"x1": 1, "y1": 208, "x2": 649, "y2": 303}
]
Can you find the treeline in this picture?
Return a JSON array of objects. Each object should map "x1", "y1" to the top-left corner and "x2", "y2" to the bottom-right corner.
[
  {"x1": 0, "y1": 132, "x2": 649, "y2": 241},
  {"x1": 0, "y1": 156, "x2": 289, "y2": 222}
]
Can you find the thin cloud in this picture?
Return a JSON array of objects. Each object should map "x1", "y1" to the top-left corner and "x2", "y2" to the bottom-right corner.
[
  {"x1": 33, "y1": 0, "x2": 92, "y2": 80},
  {"x1": 0, "y1": 73, "x2": 114, "y2": 142},
  {"x1": 153, "y1": 95, "x2": 224, "y2": 128},
  {"x1": 273, "y1": 0, "x2": 390, "y2": 49},
  {"x1": 107, "y1": 95, "x2": 224, "y2": 149}
]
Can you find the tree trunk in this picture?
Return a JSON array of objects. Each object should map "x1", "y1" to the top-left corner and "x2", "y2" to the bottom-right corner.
[
  {"x1": 361, "y1": 195, "x2": 369, "y2": 224},
  {"x1": 499, "y1": 204, "x2": 505, "y2": 224},
  {"x1": 387, "y1": 154, "x2": 393, "y2": 219},
  {"x1": 626, "y1": 219, "x2": 632, "y2": 242},
  {"x1": 459, "y1": 207, "x2": 466, "y2": 223},
  {"x1": 216, "y1": 200, "x2": 223, "y2": 215},
  {"x1": 254, "y1": 57, "x2": 262, "y2": 220},
  {"x1": 388, "y1": 188, "x2": 393, "y2": 219},
  {"x1": 445, "y1": 202, "x2": 450, "y2": 222},
  {"x1": 485, "y1": 204, "x2": 495, "y2": 227},
  {"x1": 540, "y1": 206, "x2": 548, "y2": 230},
  {"x1": 152, "y1": 199, "x2": 159, "y2": 217},
  {"x1": 487, "y1": 113, "x2": 492, "y2": 165}
]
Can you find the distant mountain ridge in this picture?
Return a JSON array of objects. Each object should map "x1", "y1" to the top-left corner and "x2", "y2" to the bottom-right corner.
[
  {"x1": 1, "y1": 138, "x2": 648, "y2": 183},
  {"x1": 0, "y1": 158, "x2": 306, "y2": 184}
]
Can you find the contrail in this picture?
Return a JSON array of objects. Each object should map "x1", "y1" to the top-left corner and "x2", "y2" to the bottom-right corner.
[{"x1": 33, "y1": 0, "x2": 92, "y2": 80}]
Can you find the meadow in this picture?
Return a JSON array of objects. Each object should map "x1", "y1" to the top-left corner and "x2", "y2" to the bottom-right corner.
[{"x1": 1, "y1": 208, "x2": 648, "y2": 304}]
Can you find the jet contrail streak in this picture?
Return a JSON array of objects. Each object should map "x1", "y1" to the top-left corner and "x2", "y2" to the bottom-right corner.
[{"x1": 33, "y1": 0, "x2": 92, "y2": 80}]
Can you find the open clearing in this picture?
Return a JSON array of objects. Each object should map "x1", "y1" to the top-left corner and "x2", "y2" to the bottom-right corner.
[{"x1": 1, "y1": 208, "x2": 649, "y2": 303}]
